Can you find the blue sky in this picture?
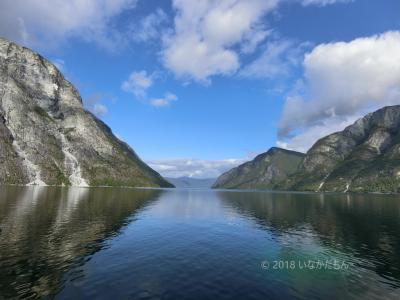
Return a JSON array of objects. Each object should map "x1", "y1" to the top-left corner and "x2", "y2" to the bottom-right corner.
[{"x1": 1, "y1": 0, "x2": 399, "y2": 178}]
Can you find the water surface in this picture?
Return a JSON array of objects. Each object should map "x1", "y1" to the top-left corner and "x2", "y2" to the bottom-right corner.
[{"x1": 0, "y1": 186, "x2": 399, "y2": 299}]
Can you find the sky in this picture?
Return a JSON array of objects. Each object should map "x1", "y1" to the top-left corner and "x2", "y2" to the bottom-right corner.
[{"x1": 1, "y1": 0, "x2": 399, "y2": 178}]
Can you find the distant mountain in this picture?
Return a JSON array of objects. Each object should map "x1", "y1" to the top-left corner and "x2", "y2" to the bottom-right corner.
[
  {"x1": 212, "y1": 147, "x2": 305, "y2": 189},
  {"x1": 0, "y1": 38, "x2": 173, "y2": 187},
  {"x1": 278, "y1": 105, "x2": 400, "y2": 193},
  {"x1": 214, "y1": 106, "x2": 400, "y2": 193},
  {"x1": 166, "y1": 177, "x2": 216, "y2": 188}
]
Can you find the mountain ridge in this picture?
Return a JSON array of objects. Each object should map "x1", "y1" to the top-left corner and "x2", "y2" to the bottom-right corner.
[
  {"x1": 0, "y1": 37, "x2": 173, "y2": 187},
  {"x1": 278, "y1": 105, "x2": 400, "y2": 193},
  {"x1": 212, "y1": 147, "x2": 305, "y2": 189},
  {"x1": 214, "y1": 105, "x2": 400, "y2": 193}
]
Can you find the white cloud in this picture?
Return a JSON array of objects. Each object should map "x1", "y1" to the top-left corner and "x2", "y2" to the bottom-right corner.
[
  {"x1": 121, "y1": 71, "x2": 178, "y2": 107},
  {"x1": 240, "y1": 39, "x2": 310, "y2": 79},
  {"x1": 150, "y1": 92, "x2": 178, "y2": 107},
  {"x1": 0, "y1": 0, "x2": 137, "y2": 49},
  {"x1": 162, "y1": 0, "x2": 279, "y2": 82},
  {"x1": 162, "y1": 0, "x2": 353, "y2": 83},
  {"x1": 276, "y1": 116, "x2": 359, "y2": 153},
  {"x1": 121, "y1": 70, "x2": 153, "y2": 98},
  {"x1": 84, "y1": 93, "x2": 112, "y2": 117},
  {"x1": 146, "y1": 158, "x2": 247, "y2": 178},
  {"x1": 0, "y1": 0, "x2": 355, "y2": 53},
  {"x1": 278, "y1": 31, "x2": 400, "y2": 151},
  {"x1": 301, "y1": 0, "x2": 353, "y2": 6},
  {"x1": 131, "y1": 8, "x2": 169, "y2": 43},
  {"x1": 241, "y1": 27, "x2": 270, "y2": 54}
]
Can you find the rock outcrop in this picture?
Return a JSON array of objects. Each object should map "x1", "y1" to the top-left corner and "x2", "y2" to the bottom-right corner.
[
  {"x1": 212, "y1": 147, "x2": 305, "y2": 189},
  {"x1": 214, "y1": 106, "x2": 400, "y2": 193},
  {"x1": 278, "y1": 105, "x2": 400, "y2": 193},
  {"x1": 0, "y1": 38, "x2": 173, "y2": 187}
]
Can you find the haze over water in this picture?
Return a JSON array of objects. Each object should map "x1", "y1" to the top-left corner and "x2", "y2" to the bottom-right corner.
[{"x1": 0, "y1": 186, "x2": 399, "y2": 299}]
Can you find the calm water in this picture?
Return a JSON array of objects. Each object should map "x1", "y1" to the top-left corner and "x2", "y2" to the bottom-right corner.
[{"x1": 0, "y1": 187, "x2": 400, "y2": 299}]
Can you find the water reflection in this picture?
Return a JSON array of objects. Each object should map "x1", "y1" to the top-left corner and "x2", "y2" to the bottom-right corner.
[
  {"x1": 149, "y1": 189, "x2": 238, "y2": 220},
  {"x1": 1, "y1": 188, "x2": 400, "y2": 299},
  {"x1": 0, "y1": 186, "x2": 162, "y2": 299},
  {"x1": 218, "y1": 191, "x2": 400, "y2": 289}
]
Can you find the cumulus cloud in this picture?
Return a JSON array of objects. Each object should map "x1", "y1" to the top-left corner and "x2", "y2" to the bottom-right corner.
[
  {"x1": 121, "y1": 71, "x2": 178, "y2": 107},
  {"x1": 162, "y1": 0, "x2": 279, "y2": 82},
  {"x1": 161, "y1": 0, "x2": 354, "y2": 82},
  {"x1": 131, "y1": 8, "x2": 169, "y2": 43},
  {"x1": 241, "y1": 27, "x2": 270, "y2": 54},
  {"x1": 121, "y1": 70, "x2": 153, "y2": 98},
  {"x1": 0, "y1": 0, "x2": 137, "y2": 49},
  {"x1": 278, "y1": 31, "x2": 400, "y2": 151},
  {"x1": 276, "y1": 116, "x2": 360, "y2": 153},
  {"x1": 146, "y1": 158, "x2": 247, "y2": 178},
  {"x1": 150, "y1": 92, "x2": 178, "y2": 107},
  {"x1": 301, "y1": 0, "x2": 353, "y2": 6},
  {"x1": 0, "y1": 0, "x2": 355, "y2": 53}
]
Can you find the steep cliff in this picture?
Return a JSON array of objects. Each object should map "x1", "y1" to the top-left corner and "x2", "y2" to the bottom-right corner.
[
  {"x1": 212, "y1": 147, "x2": 305, "y2": 189},
  {"x1": 0, "y1": 38, "x2": 173, "y2": 187},
  {"x1": 279, "y1": 105, "x2": 400, "y2": 193}
]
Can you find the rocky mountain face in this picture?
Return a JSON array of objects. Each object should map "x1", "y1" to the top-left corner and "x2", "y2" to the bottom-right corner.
[
  {"x1": 212, "y1": 147, "x2": 305, "y2": 189},
  {"x1": 0, "y1": 38, "x2": 173, "y2": 187},
  {"x1": 278, "y1": 105, "x2": 400, "y2": 193},
  {"x1": 213, "y1": 106, "x2": 400, "y2": 193}
]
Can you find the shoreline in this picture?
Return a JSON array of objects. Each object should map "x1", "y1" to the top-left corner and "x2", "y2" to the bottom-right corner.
[{"x1": 0, "y1": 184, "x2": 398, "y2": 196}]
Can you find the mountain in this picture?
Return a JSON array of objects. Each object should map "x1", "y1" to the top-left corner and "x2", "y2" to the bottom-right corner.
[
  {"x1": 214, "y1": 106, "x2": 400, "y2": 193},
  {"x1": 212, "y1": 147, "x2": 305, "y2": 189},
  {"x1": 166, "y1": 177, "x2": 216, "y2": 188},
  {"x1": 0, "y1": 38, "x2": 173, "y2": 187},
  {"x1": 278, "y1": 105, "x2": 400, "y2": 193}
]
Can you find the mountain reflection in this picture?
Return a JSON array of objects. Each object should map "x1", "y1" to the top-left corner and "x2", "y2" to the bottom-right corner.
[
  {"x1": 217, "y1": 191, "x2": 400, "y2": 282},
  {"x1": 0, "y1": 186, "x2": 162, "y2": 299}
]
